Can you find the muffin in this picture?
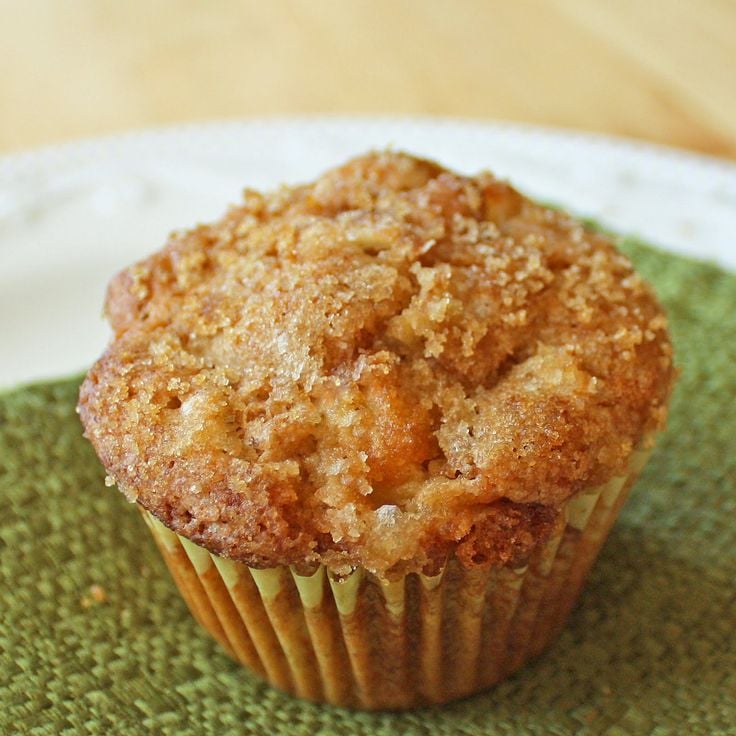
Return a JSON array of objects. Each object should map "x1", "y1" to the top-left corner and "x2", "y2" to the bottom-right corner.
[{"x1": 78, "y1": 151, "x2": 675, "y2": 709}]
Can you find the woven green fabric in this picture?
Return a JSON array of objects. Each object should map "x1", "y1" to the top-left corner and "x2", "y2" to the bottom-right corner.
[{"x1": 1, "y1": 240, "x2": 735, "y2": 736}]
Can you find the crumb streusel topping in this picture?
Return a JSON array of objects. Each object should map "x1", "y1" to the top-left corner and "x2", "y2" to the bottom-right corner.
[{"x1": 79, "y1": 151, "x2": 675, "y2": 576}]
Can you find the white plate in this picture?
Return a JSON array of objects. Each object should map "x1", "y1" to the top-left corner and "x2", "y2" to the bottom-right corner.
[{"x1": 1, "y1": 117, "x2": 735, "y2": 389}]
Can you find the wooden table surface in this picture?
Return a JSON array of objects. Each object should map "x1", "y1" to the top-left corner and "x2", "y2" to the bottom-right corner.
[{"x1": 3, "y1": 0, "x2": 735, "y2": 159}]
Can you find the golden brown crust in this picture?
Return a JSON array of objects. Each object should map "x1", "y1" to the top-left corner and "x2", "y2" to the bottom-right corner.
[{"x1": 78, "y1": 151, "x2": 675, "y2": 576}]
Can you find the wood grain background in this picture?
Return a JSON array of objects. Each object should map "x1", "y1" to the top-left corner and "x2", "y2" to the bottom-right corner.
[{"x1": 2, "y1": 0, "x2": 735, "y2": 158}]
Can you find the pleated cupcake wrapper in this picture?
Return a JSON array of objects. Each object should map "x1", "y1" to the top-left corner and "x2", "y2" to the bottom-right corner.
[{"x1": 141, "y1": 445, "x2": 651, "y2": 710}]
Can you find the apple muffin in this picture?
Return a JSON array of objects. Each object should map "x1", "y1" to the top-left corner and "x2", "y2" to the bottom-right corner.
[{"x1": 79, "y1": 151, "x2": 675, "y2": 709}]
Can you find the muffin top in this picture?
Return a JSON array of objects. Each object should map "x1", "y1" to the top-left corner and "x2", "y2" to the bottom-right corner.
[{"x1": 79, "y1": 151, "x2": 675, "y2": 577}]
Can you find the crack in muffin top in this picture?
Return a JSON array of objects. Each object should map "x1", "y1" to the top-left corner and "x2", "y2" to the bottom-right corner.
[{"x1": 79, "y1": 151, "x2": 675, "y2": 577}]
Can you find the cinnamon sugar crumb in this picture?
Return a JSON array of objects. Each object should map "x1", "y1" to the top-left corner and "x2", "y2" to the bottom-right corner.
[
  {"x1": 80, "y1": 584, "x2": 107, "y2": 608},
  {"x1": 79, "y1": 151, "x2": 675, "y2": 576}
]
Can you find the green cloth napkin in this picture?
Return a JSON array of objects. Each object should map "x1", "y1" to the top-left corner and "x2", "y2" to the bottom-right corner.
[{"x1": 1, "y1": 240, "x2": 735, "y2": 736}]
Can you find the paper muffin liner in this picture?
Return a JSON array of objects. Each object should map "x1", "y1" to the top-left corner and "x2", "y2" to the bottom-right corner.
[{"x1": 140, "y1": 445, "x2": 651, "y2": 710}]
